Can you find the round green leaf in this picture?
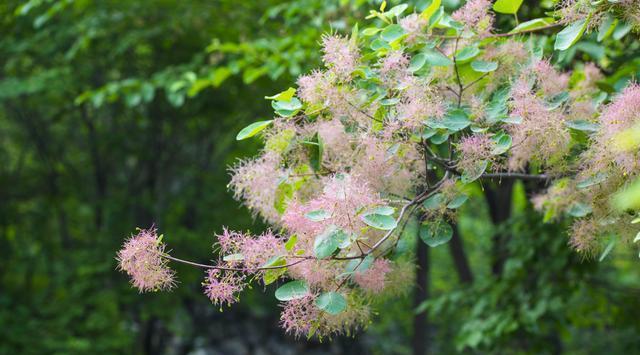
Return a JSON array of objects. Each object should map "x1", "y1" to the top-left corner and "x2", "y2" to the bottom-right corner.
[
  {"x1": 380, "y1": 24, "x2": 406, "y2": 42},
  {"x1": 275, "y1": 280, "x2": 309, "y2": 301},
  {"x1": 236, "y1": 120, "x2": 273, "y2": 140},
  {"x1": 409, "y1": 53, "x2": 427, "y2": 72},
  {"x1": 565, "y1": 120, "x2": 599, "y2": 132},
  {"x1": 369, "y1": 206, "x2": 396, "y2": 215},
  {"x1": 419, "y1": 221, "x2": 453, "y2": 247},
  {"x1": 461, "y1": 160, "x2": 488, "y2": 184},
  {"x1": 422, "y1": 193, "x2": 444, "y2": 210},
  {"x1": 422, "y1": 49, "x2": 453, "y2": 66},
  {"x1": 576, "y1": 172, "x2": 608, "y2": 189},
  {"x1": 447, "y1": 194, "x2": 469, "y2": 209},
  {"x1": 315, "y1": 292, "x2": 347, "y2": 315},
  {"x1": 471, "y1": 60, "x2": 498, "y2": 73},
  {"x1": 439, "y1": 109, "x2": 471, "y2": 131},
  {"x1": 361, "y1": 213, "x2": 398, "y2": 230},
  {"x1": 554, "y1": 19, "x2": 588, "y2": 51},
  {"x1": 509, "y1": 18, "x2": 554, "y2": 34},
  {"x1": 567, "y1": 202, "x2": 592, "y2": 217},
  {"x1": 455, "y1": 46, "x2": 480, "y2": 62},
  {"x1": 305, "y1": 209, "x2": 331, "y2": 222},
  {"x1": 313, "y1": 226, "x2": 349, "y2": 259},
  {"x1": 491, "y1": 133, "x2": 512, "y2": 155},
  {"x1": 493, "y1": 0, "x2": 523, "y2": 14},
  {"x1": 265, "y1": 87, "x2": 296, "y2": 101}
]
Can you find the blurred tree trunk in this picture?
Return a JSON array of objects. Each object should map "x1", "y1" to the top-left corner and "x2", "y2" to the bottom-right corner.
[
  {"x1": 449, "y1": 224, "x2": 473, "y2": 284},
  {"x1": 412, "y1": 226, "x2": 430, "y2": 355},
  {"x1": 484, "y1": 180, "x2": 514, "y2": 276}
]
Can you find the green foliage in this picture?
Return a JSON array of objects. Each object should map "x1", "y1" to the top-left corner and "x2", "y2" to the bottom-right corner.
[{"x1": 275, "y1": 280, "x2": 310, "y2": 301}]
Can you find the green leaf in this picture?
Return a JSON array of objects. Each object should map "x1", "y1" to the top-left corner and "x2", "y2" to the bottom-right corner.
[
  {"x1": 285, "y1": 235, "x2": 297, "y2": 251},
  {"x1": 430, "y1": 132, "x2": 450, "y2": 145},
  {"x1": 385, "y1": 4, "x2": 408, "y2": 18},
  {"x1": 455, "y1": 46, "x2": 480, "y2": 62},
  {"x1": 422, "y1": 49, "x2": 453, "y2": 66},
  {"x1": 491, "y1": 133, "x2": 512, "y2": 155},
  {"x1": 546, "y1": 92, "x2": 570, "y2": 110},
  {"x1": 361, "y1": 213, "x2": 398, "y2": 230},
  {"x1": 420, "y1": 0, "x2": 441, "y2": 21},
  {"x1": 305, "y1": 209, "x2": 331, "y2": 222},
  {"x1": 409, "y1": 53, "x2": 427, "y2": 72},
  {"x1": 344, "y1": 255, "x2": 374, "y2": 274},
  {"x1": 612, "y1": 178, "x2": 640, "y2": 211},
  {"x1": 565, "y1": 120, "x2": 599, "y2": 132},
  {"x1": 236, "y1": 120, "x2": 273, "y2": 140},
  {"x1": 509, "y1": 18, "x2": 554, "y2": 33},
  {"x1": 420, "y1": 221, "x2": 453, "y2": 247},
  {"x1": 471, "y1": 60, "x2": 498, "y2": 73},
  {"x1": 261, "y1": 256, "x2": 287, "y2": 285},
  {"x1": 222, "y1": 253, "x2": 244, "y2": 262},
  {"x1": 493, "y1": 0, "x2": 523, "y2": 14},
  {"x1": 612, "y1": 21, "x2": 632, "y2": 40},
  {"x1": 576, "y1": 172, "x2": 608, "y2": 189},
  {"x1": 272, "y1": 97, "x2": 302, "y2": 117},
  {"x1": 313, "y1": 226, "x2": 349, "y2": 259},
  {"x1": 486, "y1": 87, "x2": 510, "y2": 123},
  {"x1": 439, "y1": 109, "x2": 471, "y2": 131},
  {"x1": 363, "y1": 27, "x2": 381, "y2": 36},
  {"x1": 380, "y1": 24, "x2": 405, "y2": 42},
  {"x1": 275, "y1": 281, "x2": 309, "y2": 301},
  {"x1": 422, "y1": 193, "x2": 444, "y2": 210},
  {"x1": 447, "y1": 194, "x2": 469, "y2": 209},
  {"x1": 265, "y1": 87, "x2": 296, "y2": 101},
  {"x1": 597, "y1": 14, "x2": 616, "y2": 42},
  {"x1": 554, "y1": 18, "x2": 589, "y2": 51},
  {"x1": 381, "y1": 97, "x2": 400, "y2": 106},
  {"x1": 461, "y1": 160, "x2": 488, "y2": 184},
  {"x1": 369, "y1": 206, "x2": 395, "y2": 215},
  {"x1": 305, "y1": 132, "x2": 324, "y2": 172},
  {"x1": 274, "y1": 181, "x2": 293, "y2": 215},
  {"x1": 315, "y1": 292, "x2": 347, "y2": 315},
  {"x1": 567, "y1": 202, "x2": 592, "y2": 217},
  {"x1": 598, "y1": 240, "x2": 615, "y2": 262},
  {"x1": 370, "y1": 38, "x2": 392, "y2": 51}
]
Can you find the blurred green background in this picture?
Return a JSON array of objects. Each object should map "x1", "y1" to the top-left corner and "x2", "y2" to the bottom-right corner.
[{"x1": 2, "y1": 0, "x2": 640, "y2": 354}]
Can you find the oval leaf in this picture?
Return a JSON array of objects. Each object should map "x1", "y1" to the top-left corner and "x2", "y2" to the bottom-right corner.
[
  {"x1": 305, "y1": 209, "x2": 331, "y2": 222},
  {"x1": 419, "y1": 221, "x2": 453, "y2": 247},
  {"x1": 493, "y1": 0, "x2": 523, "y2": 14},
  {"x1": 236, "y1": 120, "x2": 273, "y2": 140},
  {"x1": 361, "y1": 213, "x2": 398, "y2": 230},
  {"x1": 447, "y1": 194, "x2": 469, "y2": 209},
  {"x1": 554, "y1": 19, "x2": 588, "y2": 51},
  {"x1": 275, "y1": 280, "x2": 309, "y2": 301},
  {"x1": 380, "y1": 24, "x2": 405, "y2": 42},
  {"x1": 315, "y1": 292, "x2": 347, "y2": 315},
  {"x1": 471, "y1": 60, "x2": 498, "y2": 73}
]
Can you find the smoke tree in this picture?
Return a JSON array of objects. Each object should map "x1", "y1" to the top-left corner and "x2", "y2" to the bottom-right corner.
[{"x1": 117, "y1": 0, "x2": 640, "y2": 338}]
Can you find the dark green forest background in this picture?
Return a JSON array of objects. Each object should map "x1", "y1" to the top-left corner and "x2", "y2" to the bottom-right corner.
[{"x1": 1, "y1": 0, "x2": 640, "y2": 354}]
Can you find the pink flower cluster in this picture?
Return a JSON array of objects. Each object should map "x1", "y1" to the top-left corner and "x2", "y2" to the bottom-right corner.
[
  {"x1": 353, "y1": 259, "x2": 392, "y2": 293},
  {"x1": 507, "y1": 74, "x2": 570, "y2": 171},
  {"x1": 451, "y1": 0, "x2": 494, "y2": 34},
  {"x1": 116, "y1": 227, "x2": 176, "y2": 292},
  {"x1": 457, "y1": 133, "x2": 494, "y2": 173},
  {"x1": 283, "y1": 174, "x2": 382, "y2": 236},
  {"x1": 228, "y1": 152, "x2": 285, "y2": 223},
  {"x1": 321, "y1": 34, "x2": 359, "y2": 80},
  {"x1": 216, "y1": 228, "x2": 285, "y2": 272},
  {"x1": 280, "y1": 295, "x2": 320, "y2": 337},
  {"x1": 204, "y1": 269, "x2": 245, "y2": 307},
  {"x1": 595, "y1": 84, "x2": 640, "y2": 174}
]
